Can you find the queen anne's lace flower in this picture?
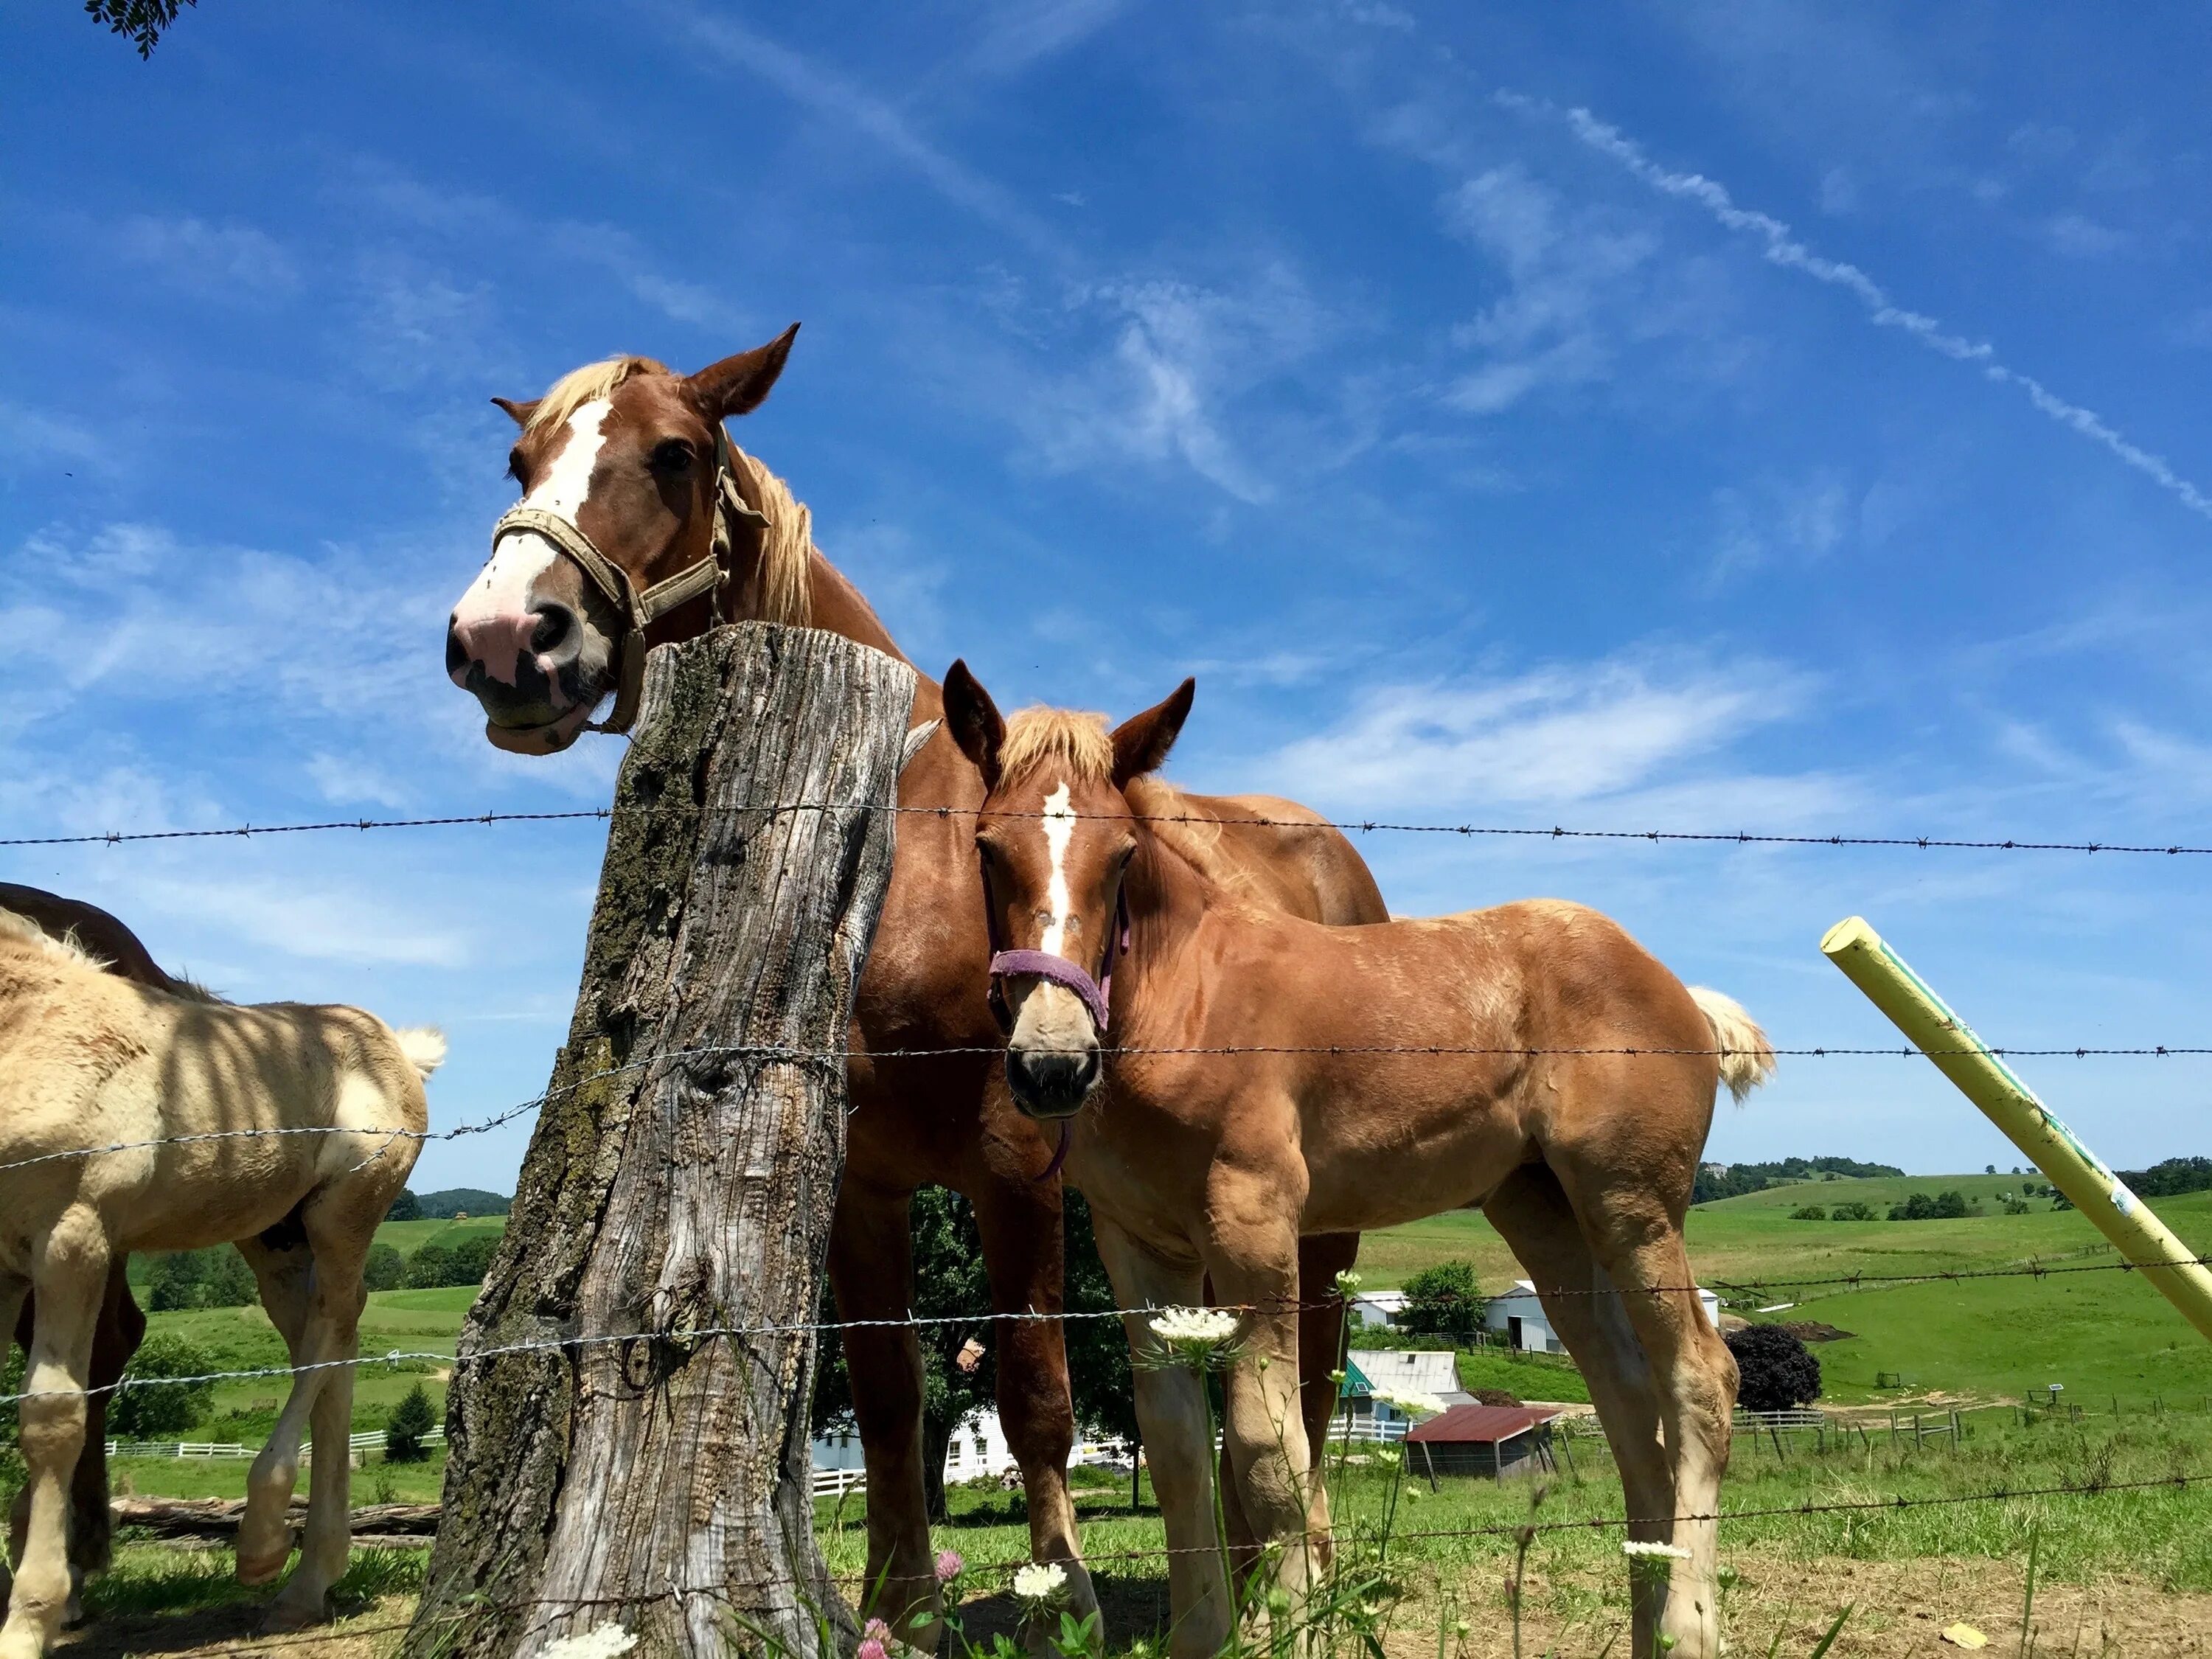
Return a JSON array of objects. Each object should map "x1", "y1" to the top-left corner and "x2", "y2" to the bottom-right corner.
[
  {"x1": 543, "y1": 1627, "x2": 640, "y2": 1659},
  {"x1": 1620, "y1": 1540, "x2": 1692, "y2": 1560},
  {"x1": 1147, "y1": 1306, "x2": 1242, "y2": 1368},
  {"x1": 1012, "y1": 1561, "x2": 1070, "y2": 1605}
]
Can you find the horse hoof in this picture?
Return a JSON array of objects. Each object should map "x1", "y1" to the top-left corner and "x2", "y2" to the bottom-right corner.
[
  {"x1": 235, "y1": 1552, "x2": 290, "y2": 1588},
  {"x1": 259, "y1": 1598, "x2": 331, "y2": 1635}
]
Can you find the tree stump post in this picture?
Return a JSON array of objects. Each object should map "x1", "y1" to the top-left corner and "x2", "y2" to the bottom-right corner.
[{"x1": 404, "y1": 624, "x2": 917, "y2": 1658}]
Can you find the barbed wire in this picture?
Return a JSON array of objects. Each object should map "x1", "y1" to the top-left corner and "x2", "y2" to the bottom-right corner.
[
  {"x1": 18, "y1": 1251, "x2": 2211, "y2": 1409},
  {"x1": 100, "y1": 1468, "x2": 2212, "y2": 1652},
  {"x1": 7, "y1": 802, "x2": 2211, "y2": 855},
  {"x1": 1, "y1": 1029, "x2": 2205, "y2": 1183}
]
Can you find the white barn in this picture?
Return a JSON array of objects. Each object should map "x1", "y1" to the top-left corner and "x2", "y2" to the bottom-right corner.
[
  {"x1": 812, "y1": 1411, "x2": 1019, "y2": 1484},
  {"x1": 1484, "y1": 1279, "x2": 1721, "y2": 1354}
]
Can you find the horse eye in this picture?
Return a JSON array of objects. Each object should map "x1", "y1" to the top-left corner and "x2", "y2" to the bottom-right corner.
[
  {"x1": 650, "y1": 439, "x2": 694, "y2": 473},
  {"x1": 506, "y1": 448, "x2": 527, "y2": 484}
]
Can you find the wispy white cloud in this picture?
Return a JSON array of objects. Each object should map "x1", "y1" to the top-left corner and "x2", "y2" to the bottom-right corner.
[
  {"x1": 116, "y1": 215, "x2": 300, "y2": 298},
  {"x1": 2042, "y1": 212, "x2": 2129, "y2": 259},
  {"x1": 674, "y1": 7, "x2": 1062, "y2": 260},
  {"x1": 125, "y1": 873, "x2": 473, "y2": 969},
  {"x1": 1509, "y1": 97, "x2": 2212, "y2": 524},
  {"x1": 1709, "y1": 470, "x2": 1854, "y2": 582},
  {"x1": 966, "y1": 0, "x2": 1131, "y2": 75},
  {"x1": 1270, "y1": 654, "x2": 1815, "y2": 811}
]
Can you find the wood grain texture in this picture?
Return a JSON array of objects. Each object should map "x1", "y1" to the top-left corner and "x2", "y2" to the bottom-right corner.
[{"x1": 403, "y1": 624, "x2": 916, "y2": 1658}]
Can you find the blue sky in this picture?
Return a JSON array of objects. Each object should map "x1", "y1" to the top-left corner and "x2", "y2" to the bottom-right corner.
[{"x1": 6, "y1": 1, "x2": 2211, "y2": 1192}]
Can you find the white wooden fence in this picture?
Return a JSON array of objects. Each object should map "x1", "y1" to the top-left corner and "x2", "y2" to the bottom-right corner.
[{"x1": 109, "y1": 1428, "x2": 448, "y2": 1461}]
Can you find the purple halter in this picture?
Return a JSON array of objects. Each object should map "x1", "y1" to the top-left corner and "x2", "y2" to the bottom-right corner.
[{"x1": 985, "y1": 877, "x2": 1131, "y2": 1181}]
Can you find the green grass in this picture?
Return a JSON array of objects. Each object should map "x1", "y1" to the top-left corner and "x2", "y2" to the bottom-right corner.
[
  {"x1": 812, "y1": 1407, "x2": 2212, "y2": 1651},
  {"x1": 373, "y1": 1215, "x2": 507, "y2": 1256}
]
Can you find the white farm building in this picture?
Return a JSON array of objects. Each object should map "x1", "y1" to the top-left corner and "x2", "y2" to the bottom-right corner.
[{"x1": 1484, "y1": 1279, "x2": 1721, "y2": 1354}]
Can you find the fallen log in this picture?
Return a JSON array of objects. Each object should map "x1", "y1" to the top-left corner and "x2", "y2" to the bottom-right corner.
[{"x1": 113, "y1": 1497, "x2": 441, "y2": 1540}]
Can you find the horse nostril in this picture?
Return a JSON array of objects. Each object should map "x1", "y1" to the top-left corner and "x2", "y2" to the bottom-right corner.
[
  {"x1": 529, "y1": 605, "x2": 574, "y2": 654},
  {"x1": 445, "y1": 622, "x2": 467, "y2": 678}
]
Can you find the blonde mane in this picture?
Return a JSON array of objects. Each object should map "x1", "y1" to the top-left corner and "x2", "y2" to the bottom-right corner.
[
  {"x1": 1000, "y1": 708, "x2": 1114, "y2": 782},
  {"x1": 0, "y1": 908, "x2": 104, "y2": 971},
  {"x1": 524, "y1": 355, "x2": 669, "y2": 435},
  {"x1": 726, "y1": 445, "x2": 814, "y2": 628},
  {"x1": 526, "y1": 355, "x2": 813, "y2": 628}
]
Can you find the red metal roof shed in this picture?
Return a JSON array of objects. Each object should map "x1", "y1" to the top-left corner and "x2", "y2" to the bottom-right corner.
[
  {"x1": 1405, "y1": 1405, "x2": 1562, "y2": 1445},
  {"x1": 1403, "y1": 1405, "x2": 1565, "y2": 1479}
]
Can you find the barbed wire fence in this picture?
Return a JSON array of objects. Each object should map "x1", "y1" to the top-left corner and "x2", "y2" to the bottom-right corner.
[{"x1": 10, "y1": 801, "x2": 2212, "y2": 1649}]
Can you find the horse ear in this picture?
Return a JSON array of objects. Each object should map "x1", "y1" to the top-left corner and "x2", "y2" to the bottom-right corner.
[
  {"x1": 942, "y1": 660, "x2": 1005, "y2": 790},
  {"x1": 1111, "y1": 678, "x2": 1195, "y2": 786},
  {"x1": 686, "y1": 324, "x2": 801, "y2": 420},
  {"x1": 491, "y1": 397, "x2": 538, "y2": 428}
]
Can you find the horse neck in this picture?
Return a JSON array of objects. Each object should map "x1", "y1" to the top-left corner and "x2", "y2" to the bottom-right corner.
[{"x1": 1121, "y1": 825, "x2": 1212, "y2": 1011}]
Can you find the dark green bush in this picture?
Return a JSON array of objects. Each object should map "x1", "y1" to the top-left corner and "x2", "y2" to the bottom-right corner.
[
  {"x1": 111, "y1": 1335, "x2": 217, "y2": 1438},
  {"x1": 384, "y1": 1384, "x2": 436, "y2": 1463}
]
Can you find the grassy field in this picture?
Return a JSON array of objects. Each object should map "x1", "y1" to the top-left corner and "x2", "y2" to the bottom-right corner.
[
  {"x1": 71, "y1": 1405, "x2": 2212, "y2": 1655},
  {"x1": 1361, "y1": 1181, "x2": 2212, "y2": 1405}
]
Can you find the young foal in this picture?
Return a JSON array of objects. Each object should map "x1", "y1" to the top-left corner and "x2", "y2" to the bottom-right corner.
[
  {"x1": 942, "y1": 669, "x2": 1775, "y2": 1659},
  {"x1": 0, "y1": 911, "x2": 443, "y2": 1659}
]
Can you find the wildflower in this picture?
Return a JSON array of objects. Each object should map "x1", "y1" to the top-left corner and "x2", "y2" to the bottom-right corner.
[
  {"x1": 934, "y1": 1548, "x2": 964, "y2": 1582},
  {"x1": 857, "y1": 1638, "x2": 888, "y2": 1659},
  {"x1": 1012, "y1": 1561, "x2": 1069, "y2": 1607},
  {"x1": 1453, "y1": 1618, "x2": 1472, "y2": 1637},
  {"x1": 1370, "y1": 1385, "x2": 1447, "y2": 1420},
  {"x1": 1620, "y1": 1540, "x2": 1692, "y2": 1561},
  {"x1": 1146, "y1": 1307, "x2": 1242, "y2": 1369},
  {"x1": 542, "y1": 1628, "x2": 639, "y2": 1659},
  {"x1": 1334, "y1": 1270, "x2": 1364, "y2": 1295},
  {"x1": 864, "y1": 1620, "x2": 893, "y2": 1642}
]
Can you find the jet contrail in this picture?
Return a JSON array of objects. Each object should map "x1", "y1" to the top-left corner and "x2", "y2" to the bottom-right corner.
[{"x1": 1500, "y1": 93, "x2": 2212, "y2": 524}]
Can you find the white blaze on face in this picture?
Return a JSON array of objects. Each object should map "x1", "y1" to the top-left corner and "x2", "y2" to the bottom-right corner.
[
  {"x1": 1009, "y1": 779, "x2": 1099, "y2": 1061},
  {"x1": 1040, "y1": 781, "x2": 1077, "y2": 957},
  {"x1": 456, "y1": 400, "x2": 613, "y2": 625}
]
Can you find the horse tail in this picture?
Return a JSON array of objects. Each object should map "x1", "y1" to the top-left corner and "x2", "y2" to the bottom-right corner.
[
  {"x1": 395, "y1": 1026, "x2": 448, "y2": 1081},
  {"x1": 1688, "y1": 987, "x2": 1775, "y2": 1104}
]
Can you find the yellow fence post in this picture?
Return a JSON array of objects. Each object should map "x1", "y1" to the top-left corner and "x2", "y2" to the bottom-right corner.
[{"x1": 1820, "y1": 914, "x2": 2212, "y2": 1343}]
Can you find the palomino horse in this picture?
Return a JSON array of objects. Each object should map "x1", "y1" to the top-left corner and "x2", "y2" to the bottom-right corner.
[
  {"x1": 0, "y1": 910, "x2": 444, "y2": 1659},
  {"x1": 0, "y1": 886, "x2": 186, "y2": 1623},
  {"x1": 442, "y1": 332, "x2": 1385, "y2": 1640},
  {"x1": 939, "y1": 667, "x2": 1776, "y2": 1659}
]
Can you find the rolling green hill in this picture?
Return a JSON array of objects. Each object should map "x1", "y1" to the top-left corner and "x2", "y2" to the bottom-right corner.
[{"x1": 1362, "y1": 1178, "x2": 2212, "y2": 1403}]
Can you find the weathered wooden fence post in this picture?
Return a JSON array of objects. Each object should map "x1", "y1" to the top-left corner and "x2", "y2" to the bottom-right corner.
[{"x1": 403, "y1": 623, "x2": 917, "y2": 1658}]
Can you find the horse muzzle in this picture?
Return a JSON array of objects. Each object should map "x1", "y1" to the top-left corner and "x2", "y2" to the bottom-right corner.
[{"x1": 1005, "y1": 1040, "x2": 1100, "y2": 1119}]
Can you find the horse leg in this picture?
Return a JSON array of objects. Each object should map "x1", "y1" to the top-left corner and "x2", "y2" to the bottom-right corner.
[
  {"x1": 1090, "y1": 1217, "x2": 1220, "y2": 1659},
  {"x1": 1294, "y1": 1231, "x2": 1357, "y2": 1573},
  {"x1": 234, "y1": 1237, "x2": 318, "y2": 1588},
  {"x1": 260, "y1": 1214, "x2": 371, "y2": 1632},
  {"x1": 1567, "y1": 1175, "x2": 1736, "y2": 1659},
  {"x1": 0, "y1": 1217, "x2": 106, "y2": 1659},
  {"x1": 47, "y1": 1266, "x2": 142, "y2": 1628},
  {"x1": 970, "y1": 1175, "x2": 1100, "y2": 1652},
  {"x1": 827, "y1": 1180, "x2": 939, "y2": 1649},
  {"x1": 0, "y1": 1278, "x2": 27, "y2": 1617},
  {"x1": 1214, "y1": 1232, "x2": 1356, "y2": 1593},
  {"x1": 1201, "y1": 1183, "x2": 1319, "y2": 1648},
  {"x1": 1485, "y1": 1166, "x2": 1672, "y2": 1645}
]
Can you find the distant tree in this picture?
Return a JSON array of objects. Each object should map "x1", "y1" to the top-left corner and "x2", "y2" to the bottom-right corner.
[
  {"x1": 1986, "y1": 1164, "x2": 1997, "y2": 1175},
  {"x1": 111, "y1": 1335, "x2": 216, "y2": 1437},
  {"x1": 1726, "y1": 1326, "x2": 1820, "y2": 1413},
  {"x1": 2050, "y1": 1192, "x2": 2075, "y2": 1211},
  {"x1": 1692, "y1": 1156, "x2": 1907, "y2": 1204},
  {"x1": 810, "y1": 1186, "x2": 995, "y2": 1523},
  {"x1": 449, "y1": 1234, "x2": 498, "y2": 1287},
  {"x1": 385, "y1": 1383, "x2": 437, "y2": 1463},
  {"x1": 1401, "y1": 1260, "x2": 1482, "y2": 1342},
  {"x1": 364, "y1": 1243, "x2": 406, "y2": 1293},
  {"x1": 147, "y1": 1247, "x2": 257, "y2": 1311},
  {"x1": 416, "y1": 1189, "x2": 512, "y2": 1220},
  {"x1": 2116, "y1": 1157, "x2": 2212, "y2": 1199},
  {"x1": 1888, "y1": 1190, "x2": 1972, "y2": 1222},
  {"x1": 386, "y1": 1189, "x2": 422, "y2": 1223},
  {"x1": 1829, "y1": 1201, "x2": 1877, "y2": 1222},
  {"x1": 1789, "y1": 1206, "x2": 1827, "y2": 1221},
  {"x1": 406, "y1": 1243, "x2": 456, "y2": 1290},
  {"x1": 2004, "y1": 1199, "x2": 2031, "y2": 1216},
  {"x1": 85, "y1": 0, "x2": 198, "y2": 58}
]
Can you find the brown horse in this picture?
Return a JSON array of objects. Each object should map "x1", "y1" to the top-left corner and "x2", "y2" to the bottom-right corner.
[
  {"x1": 939, "y1": 667, "x2": 1775, "y2": 1659},
  {"x1": 0, "y1": 887, "x2": 187, "y2": 1625},
  {"x1": 442, "y1": 333, "x2": 1386, "y2": 1641}
]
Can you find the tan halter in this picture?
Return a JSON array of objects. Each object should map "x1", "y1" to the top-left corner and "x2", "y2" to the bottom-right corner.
[{"x1": 482, "y1": 426, "x2": 769, "y2": 754}]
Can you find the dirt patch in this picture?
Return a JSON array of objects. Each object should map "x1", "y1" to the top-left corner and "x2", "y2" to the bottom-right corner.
[
  {"x1": 54, "y1": 1599, "x2": 416, "y2": 1658},
  {"x1": 1779, "y1": 1321, "x2": 1857, "y2": 1343},
  {"x1": 1391, "y1": 1550, "x2": 2212, "y2": 1658}
]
